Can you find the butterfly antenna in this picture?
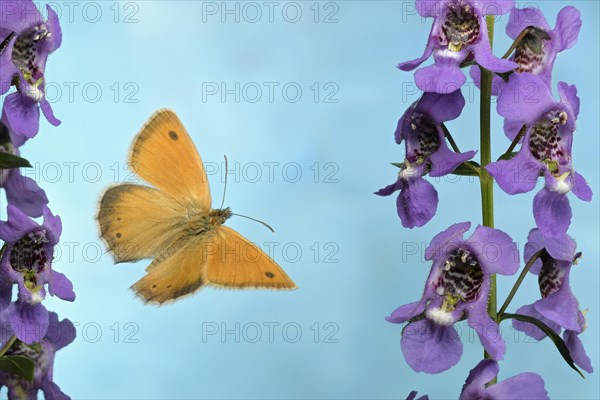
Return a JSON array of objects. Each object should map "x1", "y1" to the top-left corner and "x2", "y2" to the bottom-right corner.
[
  {"x1": 220, "y1": 155, "x2": 228, "y2": 209},
  {"x1": 231, "y1": 213, "x2": 275, "y2": 233}
]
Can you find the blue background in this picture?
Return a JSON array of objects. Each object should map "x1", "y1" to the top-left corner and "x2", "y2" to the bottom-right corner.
[{"x1": 1, "y1": 1, "x2": 598, "y2": 398}]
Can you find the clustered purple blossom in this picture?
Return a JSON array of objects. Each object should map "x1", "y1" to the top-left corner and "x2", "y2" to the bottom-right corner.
[
  {"x1": 0, "y1": 1, "x2": 74, "y2": 398},
  {"x1": 380, "y1": 0, "x2": 592, "y2": 397}
]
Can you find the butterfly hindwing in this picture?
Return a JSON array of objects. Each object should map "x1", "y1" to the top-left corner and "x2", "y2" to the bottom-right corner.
[
  {"x1": 205, "y1": 226, "x2": 297, "y2": 290},
  {"x1": 131, "y1": 236, "x2": 209, "y2": 304},
  {"x1": 129, "y1": 108, "x2": 212, "y2": 210}
]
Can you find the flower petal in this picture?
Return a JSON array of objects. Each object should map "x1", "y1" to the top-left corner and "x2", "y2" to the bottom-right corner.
[
  {"x1": 534, "y1": 270, "x2": 581, "y2": 332},
  {"x1": 3, "y1": 92, "x2": 40, "y2": 138},
  {"x1": 533, "y1": 188, "x2": 572, "y2": 238},
  {"x1": 428, "y1": 145, "x2": 476, "y2": 177},
  {"x1": 48, "y1": 271, "x2": 75, "y2": 302},
  {"x1": 416, "y1": 90, "x2": 465, "y2": 124},
  {"x1": 506, "y1": 7, "x2": 550, "y2": 39},
  {"x1": 40, "y1": 98, "x2": 61, "y2": 126},
  {"x1": 4, "y1": 171, "x2": 49, "y2": 218},
  {"x1": 474, "y1": 0, "x2": 515, "y2": 15},
  {"x1": 0, "y1": 204, "x2": 39, "y2": 243},
  {"x1": 557, "y1": 81, "x2": 580, "y2": 120},
  {"x1": 43, "y1": 206, "x2": 63, "y2": 244},
  {"x1": 555, "y1": 6, "x2": 581, "y2": 51},
  {"x1": 415, "y1": 58, "x2": 466, "y2": 94},
  {"x1": 563, "y1": 330, "x2": 593, "y2": 374},
  {"x1": 486, "y1": 149, "x2": 541, "y2": 195},
  {"x1": 473, "y1": 41, "x2": 517, "y2": 73},
  {"x1": 425, "y1": 222, "x2": 471, "y2": 261},
  {"x1": 497, "y1": 74, "x2": 556, "y2": 124},
  {"x1": 570, "y1": 171, "x2": 592, "y2": 201},
  {"x1": 484, "y1": 373, "x2": 548, "y2": 399},
  {"x1": 459, "y1": 359, "x2": 499, "y2": 400},
  {"x1": 386, "y1": 301, "x2": 426, "y2": 324},
  {"x1": 468, "y1": 309, "x2": 506, "y2": 360},
  {"x1": 503, "y1": 118, "x2": 525, "y2": 141},
  {"x1": 512, "y1": 304, "x2": 560, "y2": 341},
  {"x1": 466, "y1": 225, "x2": 519, "y2": 275},
  {"x1": 46, "y1": 312, "x2": 76, "y2": 351},
  {"x1": 45, "y1": 4, "x2": 63, "y2": 52},
  {"x1": 469, "y1": 65, "x2": 504, "y2": 97},
  {"x1": 8, "y1": 301, "x2": 49, "y2": 344},
  {"x1": 524, "y1": 228, "x2": 545, "y2": 274},
  {"x1": 396, "y1": 177, "x2": 438, "y2": 228},
  {"x1": 0, "y1": 0, "x2": 44, "y2": 32},
  {"x1": 42, "y1": 381, "x2": 71, "y2": 400},
  {"x1": 401, "y1": 319, "x2": 462, "y2": 373},
  {"x1": 0, "y1": 51, "x2": 18, "y2": 95}
]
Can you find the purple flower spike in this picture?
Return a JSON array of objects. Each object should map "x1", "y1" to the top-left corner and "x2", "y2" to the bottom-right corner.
[
  {"x1": 460, "y1": 359, "x2": 548, "y2": 399},
  {"x1": 0, "y1": 311, "x2": 74, "y2": 399},
  {"x1": 386, "y1": 222, "x2": 519, "y2": 373},
  {"x1": 486, "y1": 74, "x2": 591, "y2": 238},
  {"x1": 0, "y1": 205, "x2": 75, "y2": 343},
  {"x1": 376, "y1": 91, "x2": 475, "y2": 228},
  {"x1": 470, "y1": 6, "x2": 582, "y2": 109},
  {"x1": 0, "y1": 0, "x2": 62, "y2": 139},
  {"x1": 400, "y1": 0, "x2": 517, "y2": 94},
  {"x1": 0, "y1": 118, "x2": 49, "y2": 217},
  {"x1": 512, "y1": 228, "x2": 593, "y2": 373}
]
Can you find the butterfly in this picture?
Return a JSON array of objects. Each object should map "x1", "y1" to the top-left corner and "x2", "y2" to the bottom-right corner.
[{"x1": 97, "y1": 109, "x2": 297, "y2": 304}]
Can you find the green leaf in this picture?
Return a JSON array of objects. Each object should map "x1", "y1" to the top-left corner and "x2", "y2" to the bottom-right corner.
[
  {"x1": 391, "y1": 162, "x2": 404, "y2": 168},
  {"x1": 501, "y1": 313, "x2": 585, "y2": 378},
  {"x1": 0, "y1": 152, "x2": 32, "y2": 169},
  {"x1": 0, "y1": 355, "x2": 35, "y2": 381},
  {"x1": 451, "y1": 161, "x2": 480, "y2": 176}
]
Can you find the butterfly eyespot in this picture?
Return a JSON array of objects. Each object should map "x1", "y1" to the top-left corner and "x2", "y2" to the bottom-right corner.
[
  {"x1": 166, "y1": 285, "x2": 172, "y2": 288},
  {"x1": 116, "y1": 233, "x2": 122, "y2": 238},
  {"x1": 152, "y1": 285, "x2": 157, "y2": 288},
  {"x1": 168, "y1": 131, "x2": 179, "y2": 140},
  {"x1": 265, "y1": 272, "x2": 275, "y2": 279}
]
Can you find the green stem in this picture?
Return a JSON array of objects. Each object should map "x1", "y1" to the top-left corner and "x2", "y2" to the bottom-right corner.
[
  {"x1": 498, "y1": 250, "x2": 544, "y2": 317},
  {"x1": 481, "y1": 15, "x2": 496, "y2": 362},
  {"x1": 0, "y1": 335, "x2": 16, "y2": 358}
]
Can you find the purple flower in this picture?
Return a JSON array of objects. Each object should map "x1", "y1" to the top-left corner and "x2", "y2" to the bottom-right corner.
[
  {"x1": 511, "y1": 228, "x2": 593, "y2": 373},
  {"x1": 0, "y1": 205, "x2": 75, "y2": 344},
  {"x1": 459, "y1": 359, "x2": 548, "y2": 399},
  {"x1": 399, "y1": 0, "x2": 517, "y2": 94},
  {"x1": 375, "y1": 90, "x2": 475, "y2": 228},
  {"x1": 470, "y1": 6, "x2": 582, "y2": 138},
  {"x1": 0, "y1": 0, "x2": 62, "y2": 139},
  {"x1": 0, "y1": 118, "x2": 48, "y2": 217},
  {"x1": 486, "y1": 74, "x2": 592, "y2": 238},
  {"x1": 0, "y1": 311, "x2": 74, "y2": 399},
  {"x1": 386, "y1": 222, "x2": 519, "y2": 373}
]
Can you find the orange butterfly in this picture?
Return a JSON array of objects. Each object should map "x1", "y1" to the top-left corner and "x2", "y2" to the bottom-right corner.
[{"x1": 97, "y1": 109, "x2": 297, "y2": 304}]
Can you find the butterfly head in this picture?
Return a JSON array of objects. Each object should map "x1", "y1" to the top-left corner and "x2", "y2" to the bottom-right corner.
[{"x1": 209, "y1": 207, "x2": 232, "y2": 226}]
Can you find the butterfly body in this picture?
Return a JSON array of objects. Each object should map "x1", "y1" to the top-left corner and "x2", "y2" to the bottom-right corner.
[{"x1": 97, "y1": 109, "x2": 296, "y2": 305}]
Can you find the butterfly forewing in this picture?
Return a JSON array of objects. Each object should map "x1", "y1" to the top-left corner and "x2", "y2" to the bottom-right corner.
[
  {"x1": 97, "y1": 184, "x2": 187, "y2": 263},
  {"x1": 129, "y1": 109, "x2": 212, "y2": 210}
]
